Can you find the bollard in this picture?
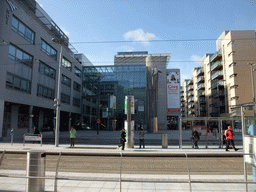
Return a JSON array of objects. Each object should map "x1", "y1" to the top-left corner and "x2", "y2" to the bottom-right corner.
[
  {"x1": 162, "y1": 134, "x2": 168, "y2": 148},
  {"x1": 27, "y1": 150, "x2": 46, "y2": 192}
]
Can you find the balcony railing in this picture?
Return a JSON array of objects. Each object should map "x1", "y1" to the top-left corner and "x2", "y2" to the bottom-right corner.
[
  {"x1": 212, "y1": 80, "x2": 225, "y2": 89},
  {"x1": 188, "y1": 104, "x2": 195, "y2": 108},
  {"x1": 197, "y1": 83, "x2": 205, "y2": 90},
  {"x1": 210, "y1": 49, "x2": 222, "y2": 62},
  {"x1": 198, "y1": 91, "x2": 205, "y2": 97},
  {"x1": 211, "y1": 61, "x2": 223, "y2": 71},
  {"x1": 188, "y1": 110, "x2": 195, "y2": 115},
  {"x1": 188, "y1": 85, "x2": 193, "y2": 90},
  {"x1": 196, "y1": 68, "x2": 204, "y2": 76},
  {"x1": 197, "y1": 76, "x2": 205, "y2": 83},
  {"x1": 188, "y1": 92, "x2": 194, "y2": 97},
  {"x1": 188, "y1": 79, "x2": 193, "y2": 85},
  {"x1": 199, "y1": 99, "x2": 206, "y2": 104},
  {"x1": 188, "y1": 98, "x2": 194, "y2": 103},
  {"x1": 212, "y1": 91, "x2": 225, "y2": 98},
  {"x1": 211, "y1": 70, "x2": 223, "y2": 80}
]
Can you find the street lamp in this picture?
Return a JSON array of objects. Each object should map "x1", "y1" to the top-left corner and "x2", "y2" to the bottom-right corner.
[
  {"x1": 248, "y1": 63, "x2": 256, "y2": 124},
  {"x1": 52, "y1": 38, "x2": 63, "y2": 147}
]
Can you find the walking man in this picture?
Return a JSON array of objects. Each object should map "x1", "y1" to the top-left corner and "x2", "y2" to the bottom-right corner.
[
  {"x1": 192, "y1": 128, "x2": 200, "y2": 149},
  {"x1": 120, "y1": 129, "x2": 126, "y2": 150},
  {"x1": 139, "y1": 129, "x2": 145, "y2": 148},
  {"x1": 225, "y1": 126, "x2": 238, "y2": 151},
  {"x1": 70, "y1": 126, "x2": 76, "y2": 147}
]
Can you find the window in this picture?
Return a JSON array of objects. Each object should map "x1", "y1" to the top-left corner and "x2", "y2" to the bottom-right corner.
[
  {"x1": 62, "y1": 57, "x2": 72, "y2": 71},
  {"x1": 8, "y1": 44, "x2": 33, "y2": 67},
  {"x1": 39, "y1": 61, "x2": 56, "y2": 79},
  {"x1": 37, "y1": 84, "x2": 54, "y2": 99},
  {"x1": 61, "y1": 93, "x2": 70, "y2": 104},
  {"x1": 229, "y1": 74, "x2": 237, "y2": 78},
  {"x1": 6, "y1": 73, "x2": 31, "y2": 93},
  {"x1": 227, "y1": 41, "x2": 235, "y2": 47},
  {"x1": 73, "y1": 97, "x2": 80, "y2": 107},
  {"x1": 73, "y1": 81, "x2": 81, "y2": 92},
  {"x1": 61, "y1": 75, "x2": 71, "y2": 87},
  {"x1": 11, "y1": 16, "x2": 35, "y2": 43},
  {"x1": 228, "y1": 51, "x2": 236, "y2": 57},
  {"x1": 40, "y1": 39, "x2": 57, "y2": 60},
  {"x1": 74, "y1": 66, "x2": 82, "y2": 78},
  {"x1": 229, "y1": 62, "x2": 237, "y2": 67}
]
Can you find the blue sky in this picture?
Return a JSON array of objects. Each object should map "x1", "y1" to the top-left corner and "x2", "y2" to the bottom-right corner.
[{"x1": 36, "y1": 0, "x2": 256, "y2": 82}]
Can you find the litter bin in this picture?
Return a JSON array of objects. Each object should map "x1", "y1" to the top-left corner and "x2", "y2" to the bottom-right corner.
[
  {"x1": 162, "y1": 134, "x2": 168, "y2": 148},
  {"x1": 27, "y1": 150, "x2": 46, "y2": 192}
]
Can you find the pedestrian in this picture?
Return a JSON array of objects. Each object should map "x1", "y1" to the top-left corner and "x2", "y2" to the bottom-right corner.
[
  {"x1": 120, "y1": 129, "x2": 126, "y2": 150},
  {"x1": 225, "y1": 126, "x2": 238, "y2": 151},
  {"x1": 33, "y1": 126, "x2": 40, "y2": 134},
  {"x1": 192, "y1": 128, "x2": 200, "y2": 149},
  {"x1": 70, "y1": 126, "x2": 76, "y2": 147},
  {"x1": 139, "y1": 129, "x2": 145, "y2": 148}
]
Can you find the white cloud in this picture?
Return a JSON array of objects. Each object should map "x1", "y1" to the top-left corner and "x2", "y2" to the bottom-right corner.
[
  {"x1": 117, "y1": 45, "x2": 134, "y2": 52},
  {"x1": 190, "y1": 55, "x2": 202, "y2": 63},
  {"x1": 123, "y1": 28, "x2": 156, "y2": 44}
]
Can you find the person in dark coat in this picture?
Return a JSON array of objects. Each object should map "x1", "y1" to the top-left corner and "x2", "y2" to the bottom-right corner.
[
  {"x1": 192, "y1": 128, "x2": 200, "y2": 149},
  {"x1": 34, "y1": 127, "x2": 40, "y2": 134},
  {"x1": 120, "y1": 129, "x2": 126, "y2": 150},
  {"x1": 225, "y1": 126, "x2": 238, "y2": 151}
]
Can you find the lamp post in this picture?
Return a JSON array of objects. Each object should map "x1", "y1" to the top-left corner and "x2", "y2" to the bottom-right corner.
[
  {"x1": 248, "y1": 63, "x2": 256, "y2": 124},
  {"x1": 52, "y1": 38, "x2": 62, "y2": 147}
]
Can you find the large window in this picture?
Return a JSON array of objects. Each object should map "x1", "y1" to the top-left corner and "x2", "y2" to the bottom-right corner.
[
  {"x1": 73, "y1": 81, "x2": 81, "y2": 92},
  {"x1": 74, "y1": 66, "x2": 82, "y2": 78},
  {"x1": 39, "y1": 61, "x2": 56, "y2": 79},
  {"x1": 61, "y1": 93, "x2": 70, "y2": 104},
  {"x1": 62, "y1": 57, "x2": 72, "y2": 71},
  {"x1": 9, "y1": 44, "x2": 33, "y2": 67},
  {"x1": 73, "y1": 97, "x2": 80, "y2": 107},
  {"x1": 6, "y1": 73, "x2": 31, "y2": 93},
  {"x1": 37, "y1": 84, "x2": 55, "y2": 99},
  {"x1": 11, "y1": 16, "x2": 35, "y2": 44},
  {"x1": 40, "y1": 39, "x2": 57, "y2": 60},
  {"x1": 61, "y1": 75, "x2": 71, "y2": 87}
]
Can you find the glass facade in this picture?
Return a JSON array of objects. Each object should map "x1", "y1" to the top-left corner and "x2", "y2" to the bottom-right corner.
[{"x1": 82, "y1": 65, "x2": 147, "y2": 131}]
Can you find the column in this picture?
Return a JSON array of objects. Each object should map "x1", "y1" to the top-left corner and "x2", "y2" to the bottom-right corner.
[
  {"x1": 28, "y1": 105, "x2": 33, "y2": 133},
  {"x1": 0, "y1": 100, "x2": 4, "y2": 138}
]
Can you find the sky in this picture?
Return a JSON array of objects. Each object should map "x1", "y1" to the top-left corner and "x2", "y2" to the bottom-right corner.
[{"x1": 35, "y1": 0, "x2": 256, "y2": 83}]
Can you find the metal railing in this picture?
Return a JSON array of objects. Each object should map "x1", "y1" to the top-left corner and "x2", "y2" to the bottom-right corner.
[{"x1": 0, "y1": 151, "x2": 255, "y2": 192}]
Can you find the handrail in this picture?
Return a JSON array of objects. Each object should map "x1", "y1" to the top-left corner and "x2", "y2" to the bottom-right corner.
[
  {"x1": 54, "y1": 152, "x2": 62, "y2": 192},
  {"x1": 0, "y1": 150, "x2": 6, "y2": 167}
]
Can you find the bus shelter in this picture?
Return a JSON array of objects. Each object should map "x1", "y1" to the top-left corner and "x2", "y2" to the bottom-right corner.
[{"x1": 179, "y1": 116, "x2": 242, "y2": 149}]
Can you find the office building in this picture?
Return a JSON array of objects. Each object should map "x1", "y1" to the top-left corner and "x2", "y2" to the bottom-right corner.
[{"x1": 0, "y1": 0, "x2": 84, "y2": 140}]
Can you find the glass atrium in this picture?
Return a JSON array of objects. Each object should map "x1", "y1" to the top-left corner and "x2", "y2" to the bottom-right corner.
[{"x1": 82, "y1": 65, "x2": 147, "y2": 131}]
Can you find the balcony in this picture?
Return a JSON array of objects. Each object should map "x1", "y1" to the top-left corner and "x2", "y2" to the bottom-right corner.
[
  {"x1": 181, "y1": 104, "x2": 185, "y2": 107},
  {"x1": 197, "y1": 76, "x2": 205, "y2": 83},
  {"x1": 199, "y1": 107, "x2": 206, "y2": 111},
  {"x1": 188, "y1": 85, "x2": 193, "y2": 91},
  {"x1": 197, "y1": 68, "x2": 204, "y2": 76},
  {"x1": 211, "y1": 61, "x2": 223, "y2": 71},
  {"x1": 188, "y1": 104, "x2": 195, "y2": 108},
  {"x1": 188, "y1": 92, "x2": 194, "y2": 97},
  {"x1": 188, "y1": 98, "x2": 194, "y2": 103},
  {"x1": 181, "y1": 93, "x2": 184, "y2": 97},
  {"x1": 198, "y1": 91, "x2": 205, "y2": 97},
  {"x1": 188, "y1": 111, "x2": 195, "y2": 115},
  {"x1": 211, "y1": 102, "x2": 219, "y2": 108},
  {"x1": 181, "y1": 99, "x2": 185, "y2": 102},
  {"x1": 181, "y1": 108, "x2": 185, "y2": 112},
  {"x1": 197, "y1": 83, "x2": 205, "y2": 90},
  {"x1": 199, "y1": 99, "x2": 206, "y2": 104},
  {"x1": 188, "y1": 79, "x2": 193, "y2": 85},
  {"x1": 211, "y1": 70, "x2": 223, "y2": 80},
  {"x1": 212, "y1": 91, "x2": 225, "y2": 98},
  {"x1": 212, "y1": 80, "x2": 224, "y2": 89},
  {"x1": 210, "y1": 49, "x2": 222, "y2": 62}
]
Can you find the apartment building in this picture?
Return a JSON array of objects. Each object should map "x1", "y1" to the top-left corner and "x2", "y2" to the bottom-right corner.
[
  {"x1": 182, "y1": 30, "x2": 256, "y2": 118},
  {"x1": 0, "y1": 0, "x2": 85, "y2": 140}
]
